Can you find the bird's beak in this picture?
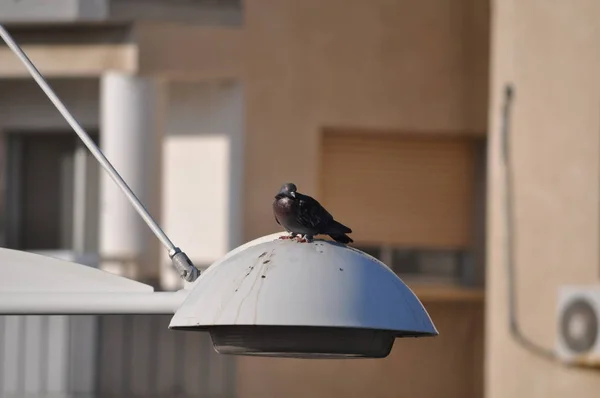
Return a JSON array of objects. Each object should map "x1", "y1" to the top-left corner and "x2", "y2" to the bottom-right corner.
[{"x1": 290, "y1": 191, "x2": 296, "y2": 198}]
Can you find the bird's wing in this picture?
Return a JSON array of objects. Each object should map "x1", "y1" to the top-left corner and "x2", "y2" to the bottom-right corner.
[{"x1": 296, "y1": 194, "x2": 333, "y2": 229}]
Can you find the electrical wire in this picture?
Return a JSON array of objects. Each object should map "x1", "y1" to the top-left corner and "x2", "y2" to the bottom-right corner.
[{"x1": 501, "y1": 83, "x2": 557, "y2": 360}]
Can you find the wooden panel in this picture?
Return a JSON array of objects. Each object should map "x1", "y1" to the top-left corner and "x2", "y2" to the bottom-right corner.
[{"x1": 321, "y1": 132, "x2": 476, "y2": 248}]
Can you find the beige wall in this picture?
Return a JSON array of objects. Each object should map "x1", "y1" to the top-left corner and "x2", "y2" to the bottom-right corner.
[
  {"x1": 241, "y1": 0, "x2": 489, "y2": 241},
  {"x1": 135, "y1": 24, "x2": 243, "y2": 80},
  {"x1": 235, "y1": 0, "x2": 489, "y2": 397},
  {"x1": 486, "y1": 0, "x2": 600, "y2": 397}
]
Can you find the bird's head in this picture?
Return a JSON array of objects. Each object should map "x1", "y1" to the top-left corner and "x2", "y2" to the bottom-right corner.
[{"x1": 277, "y1": 182, "x2": 297, "y2": 199}]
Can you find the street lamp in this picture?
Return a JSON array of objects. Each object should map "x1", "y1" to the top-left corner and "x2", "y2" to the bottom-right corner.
[{"x1": 0, "y1": 25, "x2": 437, "y2": 358}]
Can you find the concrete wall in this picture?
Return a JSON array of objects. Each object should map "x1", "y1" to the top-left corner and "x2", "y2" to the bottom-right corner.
[
  {"x1": 161, "y1": 79, "x2": 244, "y2": 289},
  {"x1": 241, "y1": 0, "x2": 490, "y2": 241},
  {"x1": 0, "y1": 79, "x2": 99, "y2": 131},
  {"x1": 0, "y1": 0, "x2": 108, "y2": 23},
  {"x1": 486, "y1": 0, "x2": 600, "y2": 397}
]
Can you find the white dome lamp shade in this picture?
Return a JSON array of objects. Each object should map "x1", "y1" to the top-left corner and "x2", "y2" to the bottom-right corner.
[{"x1": 170, "y1": 233, "x2": 438, "y2": 359}]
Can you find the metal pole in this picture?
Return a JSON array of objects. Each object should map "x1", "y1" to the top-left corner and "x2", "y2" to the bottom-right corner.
[
  {"x1": 0, "y1": 291, "x2": 187, "y2": 315},
  {"x1": 0, "y1": 24, "x2": 200, "y2": 282}
]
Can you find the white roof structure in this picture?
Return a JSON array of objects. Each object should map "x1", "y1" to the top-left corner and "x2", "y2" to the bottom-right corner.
[
  {"x1": 0, "y1": 248, "x2": 186, "y2": 315},
  {"x1": 0, "y1": 247, "x2": 152, "y2": 292}
]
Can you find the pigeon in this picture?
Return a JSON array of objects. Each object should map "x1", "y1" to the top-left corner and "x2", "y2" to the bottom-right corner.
[{"x1": 272, "y1": 182, "x2": 353, "y2": 244}]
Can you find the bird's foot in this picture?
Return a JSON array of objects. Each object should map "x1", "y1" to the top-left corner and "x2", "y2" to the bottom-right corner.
[
  {"x1": 279, "y1": 233, "x2": 297, "y2": 240},
  {"x1": 295, "y1": 235, "x2": 313, "y2": 243}
]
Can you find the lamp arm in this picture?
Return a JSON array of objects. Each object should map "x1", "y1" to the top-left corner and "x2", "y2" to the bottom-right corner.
[
  {"x1": 0, "y1": 291, "x2": 188, "y2": 315},
  {"x1": 0, "y1": 24, "x2": 199, "y2": 282}
]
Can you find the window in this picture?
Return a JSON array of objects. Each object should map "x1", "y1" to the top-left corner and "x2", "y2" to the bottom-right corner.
[
  {"x1": 355, "y1": 245, "x2": 474, "y2": 286},
  {"x1": 319, "y1": 129, "x2": 487, "y2": 288}
]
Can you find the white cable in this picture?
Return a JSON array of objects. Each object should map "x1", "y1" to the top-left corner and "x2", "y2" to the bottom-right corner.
[{"x1": 0, "y1": 24, "x2": 178, "y2": 255}]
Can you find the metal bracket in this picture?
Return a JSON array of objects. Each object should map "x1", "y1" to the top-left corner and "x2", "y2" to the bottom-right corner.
[{"x1": 170, "y1": 249, "x2": 200, "y2": 282}]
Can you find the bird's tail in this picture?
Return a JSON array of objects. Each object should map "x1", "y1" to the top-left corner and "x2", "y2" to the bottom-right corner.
[
  {"x1": 328, "y1": 220, "x2": 353, "y2": 244},
  {"x1": 330, "y1": 220, "x2": 352, "y2": 234},
  {"x1": 329, "y1": 233, "x2": 353, "y2": 244}
]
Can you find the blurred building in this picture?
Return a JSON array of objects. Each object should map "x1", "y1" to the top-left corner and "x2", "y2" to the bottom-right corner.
[
  {"x1": 4, "y1": 0, "x2": 485, "y2": 397},
  {"x1": 0, "y1": 0, "x2": 597, "y2": 397}
]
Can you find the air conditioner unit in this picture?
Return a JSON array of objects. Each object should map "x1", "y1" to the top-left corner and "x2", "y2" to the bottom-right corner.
[{"x1": 556, "y1": 285, "x2": 600, "y2": 367}]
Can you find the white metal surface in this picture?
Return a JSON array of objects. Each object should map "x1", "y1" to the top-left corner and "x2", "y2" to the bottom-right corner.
[
  {"x1": 0, "y1": 247, "x2": 152, "y2": 293},
  {"x1": 170, "y1": 233, "x2": 438, "y2": 335},
  {"x1": 0, "y1": 291, "x2": 187, "y2": 315}
]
